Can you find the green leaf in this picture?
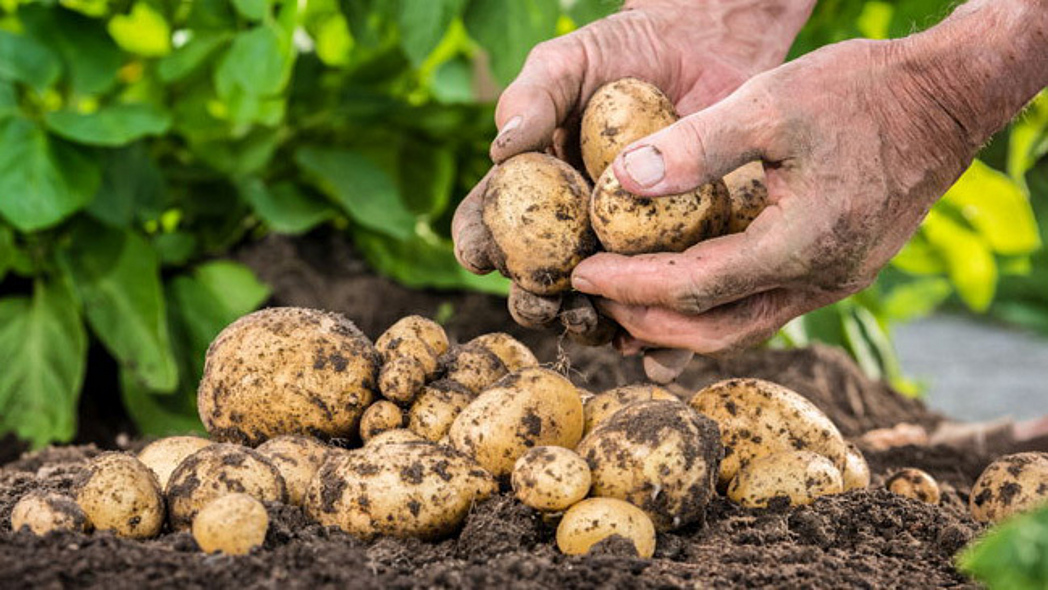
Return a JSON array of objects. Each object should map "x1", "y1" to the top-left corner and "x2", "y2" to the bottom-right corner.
[
  {"x1": 397, "y1": 0, "x2": 466, "y2": 66},
  {"x1": 232, "y1": 0, "x2": 268, "y2": 21},
  {"x1": 1008, "y1": 90, "x2": 1048, "y2": 181},
  {"x1": 157, "y1": 32, "x2": 231, "y2": 83},
  {"x1": 61, "y1": 224, "x2": 178, "y2": 392},
  {"x1": 314, "y1": 14, "x2": 354, "y2": 66},
  {"x1": 120, "y1": 369, "x2": 205, "y2": 437},
  {"x1": 398, "y1": 141, "x2": 455, "y2": 217},
  {"x1": 20, "y1": 5, "x2": 123, "y2": 96},
  {"x1": 922, "y1": 209, "x2": 998, "y2": 312},
  {"x1": 887, "y1": 0, "x2": 952, "y2": 38},
  {"x1": 431, "y1": 56, "x2": 474, "y2": 103},
  {"x1": 567, "y1": 0, "x2": 619, "y2": 26},
  {"x1": 463, "y1": 0, "x2": 560, "y2": 85},
  {"x1": 87, "y1": 144, "x2": 166, "y2": 227},
  {"x1": 0, "y1": 279, "x2": 87, "y2": 447},
  {"x1": 881, "y1": 277, "x2": 952, "y2": 322},
  {"x1": 0, "y1": 80, "x2": 16, "y2": 120},
  {"x1": 188, "y1": 127, "x2": 281, "y2": 176},
  {"x1": 215, "y1": 26, "x2": 290, "y2": 99},
  {"x1": 941, "y1": 159, "x2": 1042, "y2": 255},
  {"x1": 107, "y1": 2, "x2": 172, "y2": 57},
  {"x1": 959, "y1": 504, "x2": 1048, "y2": 590},
  {"x1": 892, "y1": 231, "x2": 948, "y2": 275},
  {"x1": 0, "y1": 30, "x2": 62, "y2": 92},
  {"x1": 0, "y1": 117, "x2": 101, "y2": 232},
  {"x1": 45, "y1": 103, "x2": 172, "y2": 147},
  {"x1": 0, "y1": 224, "x2": 13, "y2": 282},
  {"x1": 295, "y1": 146, "x2": 417, "y2": 240},
  {"x1": 193, "y1": 260, "x2": 271, "y2": 318},
  {"x1": 239, "y1": 178, "x2": 334, "y2": 235}
]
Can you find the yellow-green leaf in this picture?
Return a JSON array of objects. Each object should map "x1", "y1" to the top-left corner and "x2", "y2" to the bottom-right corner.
[
  {"x1": 922, "y1": 209, "x2": 997, "y2": 311},
  {"x1": 108, "y1": 2, "x2": 172, "y2": 58},
  {"x1": 941, "y1": 159, "x2": 1041, "y2": 255}
]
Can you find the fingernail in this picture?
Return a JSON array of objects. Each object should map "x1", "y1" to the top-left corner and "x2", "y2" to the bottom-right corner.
[
  {"x1": 495, "y1": 115, "x2": 522, "y2": 143},
  {"x1": 622, "y1": 145, "x2": 665, "y2": 187},
  {"x1": 572, "y1": 275, "x2": 595, "y2": 293}
]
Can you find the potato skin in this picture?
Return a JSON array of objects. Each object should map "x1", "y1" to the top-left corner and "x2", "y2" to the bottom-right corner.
[
  {"x1": 76, "y1": 452, "x2": 164, "y2": 539},
  {"x1": 305, "y1": 442, "x2": 497, "y2": 540},
  {"x1": 842, "y1": 443, "x2": 871, "y2": 491},
  {"x1": 512, "y1": 446, "x2": 592, "y2": 512},
  {"x1": 583, "y1": 383, "x2": 679, "y2": 436},
  {"x1": 556, "y1": 498, "x2": 656, "y2": 558},
  {"x1": 449, "y1": 368, "x2": 584, "y2": 478},
  {"x1": 689, "y1": 378, "x2": 848, "y2": 489},
  {"x1": 365, "y1": 428, "x2": 427, "y2": 447},
  {"x1": 576, "y1": 400, "x2": 721, "y2": 531},
  {"x1": 137, "y1": 435, "x2": 213, "y2": 490},
  {"x1": 197, "y1": 307, "x2": 379, "y2": 445},
  {"x1": 885, "y1": 468, "x2": 940, "y2": 505},
  {"x1": 722, "y1": 161, "x2": 769, "y2": 234},
  {"x1": 408, "y1": 380, "x2": 474, "y2": 442},
  {"x1": 11, "y1": 492, "x2": 90, "y2": 536},
  {"x1": 440, "y1": 344, "x2": 508, "y2": 394},
  {"x1": 580, "y1": 78, "x2": 678, "y2": 181},
  {"x1": 483, "y1": 152, "x2": 597, "y2": 295},
  {"x1": 379, "y1": 355, "x2": 428, "y2": 405},
  {"x1": 468, "y1": 333, "x2": 538, "y2": 372},
  {"x1": 192, "y1": 493, "x2": 269, "y2": 555},
  {"x1": 166, "y1": 443, "x2": 288, "y2": 531},
  {"x1": 359, "y1": 400, "x2": 406, "y2": 442},
  {"x1": 969, "y1": 452, "x2": 1048, "y2": 523},
  {"x1": 376, "y1": 315, "x2": 449, "y2": 368},
  {"x1": 727, "y1": 450, "x2": 843, "y2": 508},
  {"x1": 256, "y1": 435, "x2": 329, "y2": 506}
]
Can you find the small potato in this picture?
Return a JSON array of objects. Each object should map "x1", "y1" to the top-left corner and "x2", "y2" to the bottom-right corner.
[
  {"x1": 842, "y1": 443, "x2": 871, "y2": 491},
  {"x1": 468, "y1": 333, "x2": 538, "y2": 372},
  {"x1": 408, "y1": 380, "x2": 474, "y2": 442},
  {"x1": 359, "y1": 400, "x2": 405, "y2": 442},
  {"x1": 379, "y1": 355, "x2": 428, "y2": 404},
  {"x1": 256, "y1": 435, "x2": 329, "y2": 506},
  {"x1": 689, "y1": 378, "x2": 849, "y2": 489},
  {"x1": 441, "y1": 344, "x2": 508, "y2": 394},
  {"x1": 305, "y1": 442, "x2": 497, "y2": 539},
  {"x1": 192, "y1": 493, "x2": 269, "y2": 555},
  {"x1": 722, "y1": 161, "x2": 769, "y2": 234},
  {"x1": 507, "y1": 285, "x2": 561, "y2": 329},
  {"x1": 449, "y1": 368, "x2": 584, "y2": 478},
  {"x1": 365, "y1": 428, "x2": 427, "y2": 447},
  {"x1": 137, "y1": 435, "x2": 213, "y2": 490},
  {"x1": 166, "y1": 443, "x2": 287, "y2": 531},
  {"x1": 512, "y1": 446, "x2": 592, "y2": 512},
  {"x1": 483, "y1": 152, "x2": 597, "y2": 295},
  {"x1": 577, "y1": 400, "x2": 721, "y2": 531},
  {"x1": 76, "y1": 452, "x2": 164, "y2": 539},
  {"x1": 727, "y1": 450, "x2": 844, "y2": 508},
  {"x1": 11, "y1": 492, "x2": 90, "y2": 536},
  {"x1": 376, "y1": 315, "x2": 449, "y2": 370},
  {"x1": 885, "y1": 468, "x2": 940, "y2": 505},
  {"x1": 583, "y1": 383, "x2": 679, "y2": 436},
  {"x1": 197, "y1": 307, "x2": 379, "y2": 445},
  {"x1": 556, "y1": 497, "x2": 656, "y2": 559},
  {"x1": 580, "y1": 78, "x2": 678, "y2": 181},
  {"x1": 970, "y1": 452, "x2": 1048, "y2": 523}
]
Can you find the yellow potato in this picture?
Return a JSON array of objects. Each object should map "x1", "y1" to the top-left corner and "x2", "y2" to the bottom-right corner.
[
  {"x1": 885, "y1": 468, "x2": 940, "y2": 505},
  {"x1": 137, "y1": 435, "x2": 213, "y2": 490},
  {"x1": 76, "y1": 452, "x2": 164, "y2": 539},
  {"x1": 512, "y1": 446, "x2": 592, "y2": 512},
  {"x1": 842, "y1": 443, "x2": 871, "y2": 491},
  {"x1": 583, "y1": 383, "x2": 679, "y2": 436},
  {"x1": 408, "y1": 380, "x2": 474, "y2": 442},
  {"x1": 10, "y1": 492, "x2": 90, "y2": 536},
  {"x1": 379, "y1": 355, "x2": 428, "y2": 404},
  {"x1": 580, "y1": 78, "x2": 678, "y2": 181},
  {"x1": 970, "y1": 452, "x2": 1048, "y2": 523},
  {"x1": 441, "y1": 343, "x2": 508, "y2": 394},
  {"x1": 192, "y1": 493, "x2": 269, "y2": 555},
  {"x1": 365, "y1": 428, "x2": 427, "y2": 447},
  {"x1": 359, "y1": 400, "x2": 405, "y2": 442},
  {"x1": 376, "y1": 315, "x2": 449, "y2": 370},
  {"x1": 722, "y1": 161, "x2": 769, "y2": 234},
  {"x1": 727, "y1": 450, "x2": 843, "y2": 508},
  {"x1": 556, "y1": 498, "x2": 656, "y2": 558},
  {"x1": 256, "y1": 435, "x2": 329, "y2": 506},
  {"x1": 468, "y1": 332, "x2": 538, "y2": 372}
]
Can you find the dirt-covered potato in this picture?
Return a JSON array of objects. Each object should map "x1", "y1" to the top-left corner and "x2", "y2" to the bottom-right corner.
[
  {"x1": 483, "y1": 152, "x2": 597, "y2": 295},
  {"x1": 689, "y1": 378, "x2": 848, "y2": 489},
  {"x1": 558, "y1": 293, "x2": 618, "y2": 347},
  {"x1": 590, "y1": 167, "x2": 730, "y2": 255},
  {"x1": 10, "y1": 492, "x2": 90, "y2": 536},
  {"x1": 365, "y1": 428, "x2": 426, "y2": 447},
  {"x1": 441, "y1": 343, "x2": 509, "y2": 394},
  {"x1": 969, "y1": 452, "x2": 1048, "y2": 523},
  {"x1": 256, "y1": 435, "x2": 329, "y2": 506},
  {"x1": 192, "y1": 493, "x2": 269, "y2": 555},
  {"x1": 583, "y1": 383, "x2": 679, "y2": 436},
  {"x1": 76, "y1": 452, "x2": 164, "y2": 539},
  {"x1": 305, "y1": 442, "x2": 497, "y2": 539},
  {"x1": 580, "y1": 78, "x2": 678, "y2": 181},
  {"x1": 408, "y1": 380, "x2": 474, "y2": 442},
  {"x1": 842, "y1": 443, "x2": 871, "y2": 491},
  {"x1": 376, "y1": 315, "x2": 449, "y2": 370},
  {"x1": 359, "y1": 400, "x2": 405, "y2": 442},
  {"x1": 885, "y1": 468, "x2": 940, "y2": 505},
  {"x1": 556, "y1": 497, "x2": 656, "y2": 558},
  {"x1": 379, "y1": 355, "x2": 428, "y2": 405},
  {"x1": 449, "y1": 368, "x2": 584, "y2": 477},
  {"x1": 197, "y1": 307, "x2": 379, "y2": 445},
  {"x1": 468, "y1": 333, "x2": 538, "y2": 372},
  {"x1": 166, "y1": 443, "x2": 287, "y2": 531},
  {"x1": 507, "y1": 284, "x2": 561, "y2": 329},
  {"x1": 511, "y1": 446, "x2": 591, "y2": 512},
  {"x1": 576, "y1": 400, "x2": 721, "y2": 531},
  {"x1": 727, "y1": 450, "x2": 843, "y2": 508},
  {"x1": 137, "y1": 435, "x2": 213, "y2": 490},
  {"x1": 722, "y1": 161, "x2": 768, "y2": 234}
]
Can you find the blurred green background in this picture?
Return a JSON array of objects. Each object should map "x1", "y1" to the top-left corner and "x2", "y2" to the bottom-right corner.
[{"x1": 0, "y1": 0, "x2": 1045, "y2": 447}]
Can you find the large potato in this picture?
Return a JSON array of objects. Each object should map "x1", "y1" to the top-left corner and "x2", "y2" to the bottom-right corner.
[
  {"x1": 11, "y1": 492, "x2": 90, "y2": 536},
  {"x1": 483, "y1": 152, "x2": 597, "y2": 295},
  {"x1": 76, "y1": 452, "x2": 164, "y2": 539},
  {"x1": 256, "y1": 435, "x2": 329, "y2": 506},
  {"x1": 556, "y1": 498, "x2": 656, "y2": 558},
  {"x1": 689, "y1": 378, "x2": 848, "y2": 489},
  {"x1": 512, "y1": 446, "x2": 591, "y2": 512},
  {"x1": 727, "y1": 450, "x2": 843, "y2": 508},
  {"x1": 970, "y1": 452, "x2": 1048, "y2": 523},
  {"x1": 583, "y1": 383, "x2": 679, "y2": 436},
  {"x1": 137, "y1": 435, "x2": 213, "y2": 490},
  {"x1": 580, "y1": 77, "x2": 678, "y2": 180},
  {"x1": 305, "y1": 442, "x2": 496, "y2": 539},
  {"x1": 576, "y1": 400, "x2": 721, "y2": 531},
  {"x1": 449, "y1": 368, "x2": 584, "y2": 477},
  {"x1": 197, "y1": 307, "x2": 379, "y2": 445}
]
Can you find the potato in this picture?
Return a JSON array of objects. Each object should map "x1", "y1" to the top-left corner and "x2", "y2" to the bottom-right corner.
[
  {"x1": 556, "y1": 498, "x2": 656, "y2": 559},
  {"x1": 441, "y1": 343, "x2": 509, "y2": 394},
  {"x1": 449, "y1": 367, "x2": 584, "y2": 477},
  {"x1": 512, "y1": 446, "x2": 592, "y2": 512},
  {"x1": 885, "y1": 468, "x2": 940, "y2": 505},
  {"x1": 379, "y1": 355, "x2": 427, "y2": 405},
  {"x1": 591, "y1": 167, "x2": 730, "y2": 255},
  {"x1": 256, "y1": 435, "x2": 329, "y2": 506},
  {"x1": 559, "y1": 293, "x2": 618, "y2": 347},
  {"x1": 192, "y1": 493, "x2": 269, "y2": 555},
  {"x1": 580, "y1": 78, "x2": 678, "y2": 181},
  {"x1": 727, "y1": 450, "x2": 843, "y2": 508},
  {"x1": 376, "y1": 315, "x2": 449, "y2": 370},
  {"x1": 76, "y1": 452, "x2": 164, "y2": 539},
  {"x1": 197, "y1": 307, "x2": 379, "y2": 445},
  {"x1": 166, "y1": 443, "x2": 288, "y2": 531},
  {"x1": 576, "y1": 400, "x2": 721, "y2": 531},
  {"x1": 305, "y1": 441, "x2": 497, "y2": 539},
  {"x1": 689, "y1": 378, "x2": 848, "y2": 489},
  {"x1": 583, "y1": 383, "x2": 679, "y2": 436},
  {"x1": 970, "y1": 452, "x2": 1048, "y2": 523},
  {"x1": 408, "y1": 380, "x2": 474, "y2": 442},
  {"x1": 483, "y1": 152, "x2": 597, "y2": 295},
  {"x1": 507, "y1": 285, "x2": 561, "y2": 329},
  {"x1": 137, "y1": 435, "x2": 213, "y2": 490},
  {"x1": 842, "y1": 443, "x2": 871, "y2": 491},
  {"x1": 359, "y1": 400, "x2": 405, "y2": 442},
  {"x1": 468, "y1": 332, "x2": 538, "y2": 372},
  {"x1": 365, "y1": 428, "x2": 426, "y2": 447},
  {"x1": 10, "y1": 492, "x2": 90, "y2": 536},
  {"x1": 722, "y1": 161, "x2": 769, "y2": 234}
]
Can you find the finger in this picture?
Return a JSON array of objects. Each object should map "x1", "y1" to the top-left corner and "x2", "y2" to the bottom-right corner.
[
  {"x1": 560, "y1": 293, "x2": 618, "y2": 346},
  {"x1": 452, "y1": 170, "x2": 495, "y2": 274},
  {"x1": 643, "y1": 348, "x2": 694, "y2": 384},
  {"x1": 507, "y1": 283, "x2": 561, "y2": 328}
]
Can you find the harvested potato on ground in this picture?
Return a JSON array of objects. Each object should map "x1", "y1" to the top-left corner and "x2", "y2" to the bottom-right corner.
[
  {"x1": 166, "y1": 443, "x2": 287, "y2": 531},
  {"x1": 365, "y1": 428, "x2": 426, "y2": 447},
  {"x1": 468, "y1": 333, "x2": 538, "y2": 372},
  {"x1": 441, "y1": 343, "x2": 508, "y2": 394},
  {"x1": 449, "y1": 368, "x2": 584, "y2": 477},
  {"x1": 580, "y1": 78, "x2": 678, "y2": 181},
  {"x1": 556, "y1": 498, "x2": 656, "y2": 559},
  {"x1": 305, "y1": 442, "x2": 496, "y2": 539},
  {"x1": 689, "y1": 378, "x2": 848, "y2": 489},
  {"x1": 76, "y1": 452, "x2": 164, "y2": 539},
  {"x1": 11, "y1": 492, "x2": 90, "y2": 536},
  {"x1": 576, "y1": 400, "x2": 721, "y2": 531},
  {"x1": 842, "y1": 443, "x2": 871, "y2": 491},
  {"x1": 885, "y1": 468, "x2": 940, "y2": 505},
  {"x1": 137, "y1": 435, "x2": 213, "y2": 490},
  {"x1": 408, "y1": 380, "x2": 474, "y2": 442},
  {"x1": 512, "y1": 446, "x2": 592, "y2": 512},
  {"x1": 256, "y1": 435, "x2": 329, "y2": 506},
  {"x1": 583, "y1": 383, "x2": 679, "y2": 436},
  {"x1": 483, "y1": 152, "x2": 597, "y2": 295},
  {"x1": 379, "y1": 355, "x2": 428, "y2": 405},
  {"x1": 197, "y1": 307, "x2": 379, "y2": 445},
  {"x1": 359, "y1": 401, "x2": 405, "y2": 442},
  {"x1": 722, "y1": 161, "x2": 769, "y2": 234},
  {"x1": 192, "y1": 493, "x2": 269, "y2": 555},
  {"x1": 727, "y1": 450, "x2": 843, "y2": 508},
  {"x1": 970, "y1": 452, "x2": 1048, "y2": 523},
  {"x1": 376, "y1": 316, "x2": 449, "y2": 370}
]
